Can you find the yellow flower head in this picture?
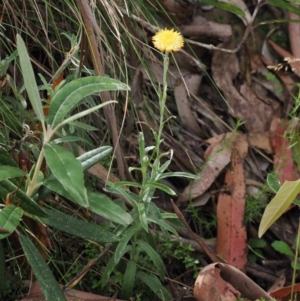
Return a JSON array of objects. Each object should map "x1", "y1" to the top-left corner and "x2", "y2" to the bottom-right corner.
[{"x1": 152, "y1": 29, "x2": 184, "y2": 52}]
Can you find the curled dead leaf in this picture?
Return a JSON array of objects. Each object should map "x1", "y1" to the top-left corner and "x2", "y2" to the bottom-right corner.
[
  {"x1": 194, "y1": 263, "x2": 273, "y2": 301},
  {"x1": 194, "y1": 263, "x2": 240, "y2": 301}
]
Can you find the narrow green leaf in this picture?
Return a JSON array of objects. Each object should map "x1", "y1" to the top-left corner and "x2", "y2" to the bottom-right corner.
[
  {"x1": 100, "y1": 245, "x2": 132, "y2": 288},
  {"x1": 137, "y1": 239, "x2": 165, "y2": 280},
  {"x1": 137, "y1": 203, "x2": 148, "y2": 232},
  {"x1": 140, "y1": 229, "x2": 157, "y2": 250},
  {"x1": 88, "y1": 190, "x2": 132, "y2": 226},
  {"x1": 44, "y1": 144, "x2": 88, "y2": 207},
  {"x1": 68, "y1": 121, "x2": 98, "y2": 131},
  {"x1": 137, "y1": 271, "x2": 172, "y2": 301},
  {"x1": 111, "y1": 181, "x2": 142, "y2": 189},
  {"x1": 267, "y1": 174, "x2": 300, "y2": 205},
  {"x1": 0, "y1": 147, "x2": 18, "y2": 167},
  {"x1": 146, "y1": 182, "x2": 177, "y2": 195},
  {"x1": 0, "y1": 240, "x2": 6, "y2": 291},
  {"x1": 0, "y1": 206, "x2": 22, "y2": 239},
  {"x1": 77, "y1": 146, "x2": 112, "y2": 170},
  {"x1": 40, "y1": 208, "x2": 119, "y2": 243},
  {"x1": 16, "y1": 35, "x2": 44, "y2": 122},
  {"x1": 159, "y1": 171, "x2": 200, "y2": 180},
  {"x1": 36, "y1": 146, "x2": 112, "y2": 201},
  {"x1": 267, "y1": 0, "x2": 300, "y2": 15},
  {"x1": 48, "y1": 76, "x2": 129, "y2": 129},
  {"x1": 114, "y1": 225, "x2": 141, "y2": 264},
  {"x1": 271, "y1": 240, "x2": 295, "y2": 257},
  {"x1": 147, "y1": 217, "x2": 178, "y2": 236},
  {"x1": 104, "y1": 184, "x2": 139, "y2": 208},
  {"x1": 267, "y1": 174, "x2": 281, "y2": 193},
  {"x1": 0, "y1": 166, "x2": 26, "y2": 181},
  {"x1": 52, "y1": 136, "x2": 91, "y2": 145},
  {"x1": 121, "y1": 259, "x2": 137, "y2": 299},
  {"x1": 43, "y1": 178, "x2": 72, "y2": 200},
  {"x1": 291, "y1": 261, "x2": 300, "y2": 270},
  {"x1": 19, "y1": 234, "x2": 67, "y2": 301},
  {"x1": 259, "y1": 180, "x2": 300, "y2": 237},
  {"x1": 0, "y1": 180, "x2": 48, "y2": 217},
  {"x1": 56, "y1": 101, "x2": 117, "y2": 130},
  {"x1": 197, "y1": 0, "x2": 246, "y2": 17},
  {"x1": 248, "y1": 238, "x2": 267, "y2": 249}
]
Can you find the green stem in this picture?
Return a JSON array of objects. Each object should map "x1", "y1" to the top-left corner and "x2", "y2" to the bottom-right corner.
[
  {"x1": 26, "y1": 147, "x2": 45, "y2": 197},
  {"x1": 156, "y1": 52, "x2": 169, "y2": 160}
]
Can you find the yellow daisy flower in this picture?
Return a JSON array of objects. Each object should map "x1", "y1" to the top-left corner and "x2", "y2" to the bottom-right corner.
[{"x1": 152, "y1": 29, "x2": 184, "y2": 52}]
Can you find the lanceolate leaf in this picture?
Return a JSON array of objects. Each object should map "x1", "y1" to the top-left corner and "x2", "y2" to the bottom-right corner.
[
  {"x1": 147, "y1": 217, "x2": 178, "y2": 236},
  {"x1": 88, "y1": 190, "x2": 132, "y2": 226},
  {"x1": 101, "y1": 245, "x2": 132, "y2": 288},
  {"x1": 267, "y1": 174, "x2": 281, "y2": 193},
  {"x1": 137, "y1": 271, "x2": 172, "y2": 301},
  {"x1": 259, "y1": 179, "x2": 300, "y2": 237},
  {"x1": 0, "y1": 206, "x2": 22, "y2": 239},
  {"x1": 0, "y1": 148, "x2": 18, "y2": 167},
  {"x1": 57, "y1": 101, "x2": 116, "y2": 129},
  {"x1": 19, "y1": 234, "x2": 67, "y2": 301},
  {"x1": 271, "y1": 241, "x2": 295, "y2": 257},
  {"x1": 267, "y1": 174, "x2": 300, "y2": 206},
  {"x1": 40, "y1": 208, "x2": 119, "y2": 243},
  {"x1": 43, "y1": 178, "x2": 72, "y2": 202},
  {"x1": 77, "y1": 146, "x2": 112, "y2": 170},
  {"x1": 267, "y1": 0, "x2": 300, "y2": 15},
  {"x1": 0, "y1": 166, "x2": 26, "y2": 181},
  {"x1": 114, "y1": 225, "x2": 140, "y2": 264},
  {"x1": 197, "y1": 0, "x2": 246, "y2": 17},
  {"x1": 0, "y1": 180, "x2": 48, "y2": 217},
  {"x1": 159, "y1": 171, "x2": 200, "y2": 180},
  {"x1": 137, "y1": 203, "x2": 148, "y2": 233},
  {"x1": 35, "y1": 145, "x2": 112, "y2": 201},
  {"x1": 16, "y1": 35, "x2": 44, "y2": 122},
  {"x1": 146, "y1": 182, "x2": 177, "y2": 196},
  {"x1": 137, "y1": 239, "x2": 165, "y2": 280},
  {"x1": 44, "y1": 144, "x2": 88, "y2": 207},
  {"x1": 121, "y1": 259, "x2": 137, "y2": 299},
  {"x1": 48, "y1": 76, "x2": 129, "y2": 129}
]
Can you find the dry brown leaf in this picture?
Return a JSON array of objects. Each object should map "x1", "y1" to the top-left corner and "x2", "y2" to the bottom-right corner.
[
  {"x1": 288, "y1": 6, "x2": 300, "y2": 64},
  {"x1": 180, "y1": 15, "x2": 232, "y2": 40},
  {"x1": 194, "y1": 263, "x2": 241, "y2": 301},
  {"x1": 268, "y1": 271, "x2": 286, "y2": 294},
  {"x1": 207, "y1": 132, "x2": 272, "y2": 154},
  {"x1": 194, "y1": 263, "x2": 273, "y2": 301},
  {"x1": 174, "y1": 77, "x2": 202, "y2": 135},
  {"x1": 240, "y1": 82, "x2": 279, "y2": 131},
  {"x1": 248, "y1": 132, "x2": 272, "y2": 153},
  {"x1": 191, "y1": 192, "x2": 212, "y2": 207},
  {"x1": 19, "y1": 281, "x2": 124, "y2": 301},
  {"x1": 212, "y1": 43, "x2": 278, "y2": 132},
  {"x1": 178, "y1": 134, "x2": 232, "y2": 202},
  {"x1": 270, "y1": 282, "x2": 300, "y2": 301},
  {"x1": 156, "y1": 0, "x2": 196, "y2": 24},
  {"x1": 232, "y1": 134, "x2": 248, "y2": 159},
  {"x1": 216, "y1": 263, "x2": 273, "y2": 300},
  {"x1": 216, "y1": 149, "x2": 247, "y2": 272}
]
